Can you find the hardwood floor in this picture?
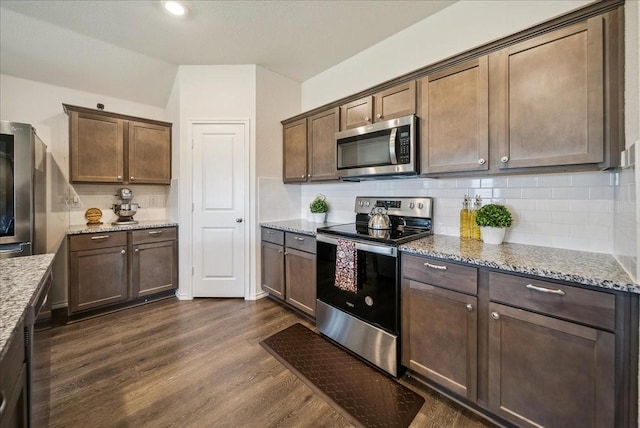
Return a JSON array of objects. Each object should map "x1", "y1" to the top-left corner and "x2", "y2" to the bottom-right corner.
[{"x1": 47, "y1": 298, "x2": 493, "y2": 427}]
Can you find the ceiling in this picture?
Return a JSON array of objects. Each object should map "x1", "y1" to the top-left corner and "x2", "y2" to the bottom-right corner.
[{"x1": 0, "y1": 0, "x2": 456, "y2": 107}]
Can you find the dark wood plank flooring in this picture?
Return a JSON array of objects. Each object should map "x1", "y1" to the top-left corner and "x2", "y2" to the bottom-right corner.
[{"x1": 48, "y1": 298, "x2": 492, "y2": 427}]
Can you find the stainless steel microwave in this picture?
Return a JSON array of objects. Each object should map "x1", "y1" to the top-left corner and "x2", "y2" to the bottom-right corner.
[{"x1": 336, "y1": 114, "x2": 418, "y2": 180}]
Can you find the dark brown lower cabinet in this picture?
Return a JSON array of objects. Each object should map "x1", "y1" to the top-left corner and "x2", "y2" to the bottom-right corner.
[
  {"x1": 68, "y1": 227, "x2": 178, "y2": 315},
  {"x1": 261, "y1": 241, "x2": 285, "y2": 299},
  {"x1": 132, "y1": 229, "x2": 178, "y2": 298},
  {"x1": 69, "y1": 238, "x2": 128, "y2": 313},
  {"x1": 487, "y1": 302, "x2": 614, "y2": 428},
  {"x1": 402, "y1": 279, "x2": 477, "y2": 401},
  {"x1": 0, "y1": 321, "x2": 27, "y2": 428},
  {"x1": 261, "y1": 227, "x2": 316, "y2": 318},
  {"x1": 285, "y1": 247, "x2": 316, "y2": 316},
  {"x1": 401, "y1": 254, "x2": 637, "y2": 427}
]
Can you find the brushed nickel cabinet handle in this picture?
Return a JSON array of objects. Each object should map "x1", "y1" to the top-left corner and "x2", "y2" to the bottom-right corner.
[
  {"x1": 376, "y1": 113, "x2": 382, "y2": 119},
  {"x1": 117, "y1": 175, "x2": 123, "y2": 180},
  {"x1": 266, "y1": 231, "x2": 275, "y2": 234},
  {"x1": 478, "y1": 158, "x2": 486, "y2": 165},
  {"x1": 278, "y1": 249, "x2": 283, "y2": 254},
  {"x1": 466, "y1": 304, "x2": 473, "y2": 312},
  {"x1": 130, "y1": 176, "x2": 135, "y2": 181},
  {"x1": 491, "y1": 312, "x2": 500, "y2": 320},
  {"x1": 294, "y1": 236, "x2": 305, "y2": 241},
  {"x1": 525, "y1": 283, "x2": 566, "y2": 296},
  {"x1": 148, "y1": 230, "x2": 163, "y2": 235},
  {"x1": 134, "y1": 248, "x2": 139, "y2": 253},
  {"x1": 91, "y1": 235, "x2": 109, "y2": 241},
  {"x1": 301, "y1": 175, "x2": 305, "y2": 179},
  {"x1": 424, "y1": 262, "x2": 447, "y2": 271},
  {"x1": 501, "y1": 156, "x2": 509, "y2": 163},
  {"x1": 120, "y1": 249, "x2": 126, "y2": 255},
  {"x1": 364, "y1": 116, "x2": 370, "y2": 122}
]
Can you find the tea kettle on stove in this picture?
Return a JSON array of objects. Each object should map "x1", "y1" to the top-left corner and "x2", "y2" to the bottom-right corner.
[{"x1": 368, "y1": 207, "x2": 391, "y2": 230}]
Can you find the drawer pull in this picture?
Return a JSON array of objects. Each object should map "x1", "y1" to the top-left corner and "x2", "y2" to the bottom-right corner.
[
  {"x1": 121, "y1": 249, "x2": 126, "y2": 255},
  {"x1": 266, "y1": 231, "x2": 275, "y2": 234},
  {"x1": 294, "y1": 237, "x2": 305, "y2": 241},
  {"x1": 148, "y1": 230, "x2": 163, "y2": 235},
  {"x1": 424, "y1": 262, "x2": 447, "y2": 271},
  {"x1": 491, "y1": 312, "x2": 500, "y2": 320},
  {"x1": 466, "y1": 304, "x2": 473, "y2": 312},
  {"x1": 91, "y1": 235, "x2": 110, "y2": 241},
  {"x1": 525, "y1": 283, "x2": 566, "y2": 296}
]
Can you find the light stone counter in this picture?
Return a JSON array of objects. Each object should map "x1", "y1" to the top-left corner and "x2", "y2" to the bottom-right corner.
[
  {"x1": 260, "y1": 219, "x2": 345, "y2": 236},
  {"x1": 0, "y1": 253, "x2": 55, "y2": 359},
  {"x1": 400, "y1": 235, "x2": 638, "y2": 293},
  {"x1": 67, "y1": 219, "x2": 178, "y2": 235}
]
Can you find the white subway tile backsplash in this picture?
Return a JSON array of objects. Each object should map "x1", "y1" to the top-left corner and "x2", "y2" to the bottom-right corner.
[
  {"x1": 552, "y1": 186, "x2": 590, "y2": 200},
  {"x1": 538, "y1": 174, "x2": 572, "y2": 187},
  {"x1": 297, "y1": 170, "x2": 618, "y2": 254},
  {"x1": 521, "y1": 188, "x2": 553, "y2": 199}
]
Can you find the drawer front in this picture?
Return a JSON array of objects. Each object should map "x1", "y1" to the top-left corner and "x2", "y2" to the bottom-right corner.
[
  {"x1": 0, "y1": 322, "x2": 24, "y2": 404},
  {"x1": 285, "y1": 232, "x2": 316, "y2": 254},
  {"x1": 132, "y1": 227, "x2": 177, "y2": 244},
  {"x1": 261, "y1": 228, "x2": 284, "y2": 245},
  {"x1": 402, "y1": 254, "x2": 477, "y2": 295},
  {"x1": 489, "y1": 272, "x2": 616, "y2": 330},
  {"x1": 69, "y1": 231, "x2": 127, "y2": 251}
]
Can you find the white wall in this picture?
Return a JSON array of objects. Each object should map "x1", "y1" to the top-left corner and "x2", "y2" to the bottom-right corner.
[
  {"x1": 167, "y1": 65, "x2": 258, "y2": 300},
  {"x1": 0, "y1": 74, "x2": 168, "y2": 307},
  {"x1": 301, "y1": 0, "x2": 593, "y2": 111}
]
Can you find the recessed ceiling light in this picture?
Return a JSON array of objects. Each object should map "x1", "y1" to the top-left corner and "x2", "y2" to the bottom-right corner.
[{"x1": 164, "y1": 1, "x2": 188, "y2": 16}]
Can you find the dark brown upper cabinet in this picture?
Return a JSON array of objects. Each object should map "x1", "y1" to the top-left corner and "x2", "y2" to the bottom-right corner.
[
  {"x1": 307, "y1": 107, "x2": 339, "y2": 182},
  {"x1": 340, "y1": 81, "x2": 416, "y2": 130},
  {"x1": 64, "y1": 104, "x2": 172, "y2": 185},
  {"x1": 419, "y1": 57, "x2": 489, "y2": 175},
  {"x1": 490, "y1": 16, "x2": 605, "y2": 170},
  {"x1": 282, "y1": 117, "x2": 307, "y2": 183}
]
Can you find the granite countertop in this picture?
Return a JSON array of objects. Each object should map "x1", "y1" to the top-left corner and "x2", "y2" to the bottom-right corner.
[
  {"x1": 67, "y1": 219, "x2": 178, "y2": 235},
  {"x1": 400, "y1": 235, "x2": 638, "y2": 294},
  {"x1": 0, "y1": 253, "x2": 55, "y2": 360},
  {"x1": 260, "y1": 219, "x2": 344, "y2": 236}
]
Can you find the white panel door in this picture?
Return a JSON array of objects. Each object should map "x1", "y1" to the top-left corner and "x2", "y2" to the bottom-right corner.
[{"x1": 192, "y1": 122, "x2": 247, "y2": 297}]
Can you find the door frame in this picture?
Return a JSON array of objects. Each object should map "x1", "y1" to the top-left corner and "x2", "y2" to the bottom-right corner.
[{"x1": 178, "y1": 118, "x2": 251, "y2": 300}]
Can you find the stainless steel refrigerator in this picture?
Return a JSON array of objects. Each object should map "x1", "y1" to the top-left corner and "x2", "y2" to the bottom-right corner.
[{"x1": 0, "y1": 121, "x2": 46, "y2": 258}]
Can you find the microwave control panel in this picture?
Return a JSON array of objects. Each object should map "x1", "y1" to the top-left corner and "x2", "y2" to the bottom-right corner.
[{"x1": 397, "y1": 129, "x2": 411, "y2": 164}]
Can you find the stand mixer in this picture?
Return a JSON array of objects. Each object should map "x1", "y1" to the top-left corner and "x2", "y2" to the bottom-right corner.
[{"x1": 112, "y1": 188, "x2": 139, "y2": 225}]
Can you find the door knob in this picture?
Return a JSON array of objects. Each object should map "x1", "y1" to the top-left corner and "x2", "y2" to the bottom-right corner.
[{"x1": 236, "y1": 218, "x2": 243, "y2": 223}]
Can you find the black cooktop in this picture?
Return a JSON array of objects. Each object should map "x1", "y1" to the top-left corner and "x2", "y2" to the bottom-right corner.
[{"x1": 317, "y1": 220, "x2": 432, "y2": 246}]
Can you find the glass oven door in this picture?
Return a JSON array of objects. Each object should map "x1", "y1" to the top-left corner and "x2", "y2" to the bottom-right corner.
[{"x1": 316, "y1": 234, "x2": 399, "y2": 334}]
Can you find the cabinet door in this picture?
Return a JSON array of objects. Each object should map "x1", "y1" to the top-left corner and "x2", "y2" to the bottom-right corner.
[
  {"x1": 69, "y1": 245, "x2": 129, "y2": 313},
  {"x1": 285, "y1": 247, "x2": 316, "y2": 317},
  {"x1": 70, "y1": 111, "x2": 124, "y2": 183},
  {"x1": 132, "y1": 240, "x2": 177, "y2": 297},
  {"x1": 128, "y1": 121, "x2": 171, "y2": 184},
  {"x1": 491, "y1": 17, "x2": 604, "y2": 169},
  {"x1": 261, "y1": 241, "x2": 284, "y2": 299},
  {"x1": 402, "y1": 278, "x2": 477, "y2": 401},
  {"x1": 488, "y1": 302, "x2": 614, "y2": 428},
  {"x1": 419, "y1": 58, "x2": 489, "y2": 174},
  {"x1": 374, "y1": 81, "x2": 416, "y2": 122},
  {"x1": 283, "y1": 118, "x2": 308, "y2": 183},
  {"x1": 340, "y1": 96, "x2": 373, "y2": 130},
  {"x1": 307, "y1": 107, "x2": 339, "y2": 181}
]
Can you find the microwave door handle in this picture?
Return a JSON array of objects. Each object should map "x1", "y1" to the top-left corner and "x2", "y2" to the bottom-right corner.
[{"x1": 389, "y1": 128, "x2": 398, "y2": 164}]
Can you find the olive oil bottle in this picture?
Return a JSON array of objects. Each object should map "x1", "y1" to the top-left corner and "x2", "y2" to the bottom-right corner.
[
  {"x1": 470, "y1": 195, "x2": 482, "y2": 240},
  {"x1": 460, "y1": 195, "x2": 471, "y2": 239}
]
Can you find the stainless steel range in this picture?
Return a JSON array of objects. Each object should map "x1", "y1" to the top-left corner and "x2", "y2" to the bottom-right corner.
[{"x1": 316, "y1": 196, "x2": 433, "y2": 377}]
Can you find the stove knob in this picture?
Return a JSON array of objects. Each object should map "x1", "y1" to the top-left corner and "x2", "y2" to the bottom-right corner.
[
  {"x1": 418, "y1": 203, "x2": 424, "y2": 209},
  {"x1": 359, "y1": 201, "x2": 364, "y2": 207},
  {"x1": 409, "y1": 202, "x2": 415, "y2": 209},
  {"x1": 365, "y1": 201, "x2": 370, "y2": 207}
]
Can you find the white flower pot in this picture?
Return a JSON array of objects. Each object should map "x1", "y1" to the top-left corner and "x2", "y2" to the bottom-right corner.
[
  {"x1": 311, "y1": 212, "x2": 327, "y2": 223},
  {"x1": 480, "y1": 226, "x2": 506, "y2": 245}
]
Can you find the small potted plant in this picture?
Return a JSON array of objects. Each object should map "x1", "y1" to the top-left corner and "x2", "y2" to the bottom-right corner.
[
  {"x1": 309, "y1": 194, "x2": 329, "y2": 223},
  {"x1": 474, "y1": 203, "x2": 513, "y2": 245}
]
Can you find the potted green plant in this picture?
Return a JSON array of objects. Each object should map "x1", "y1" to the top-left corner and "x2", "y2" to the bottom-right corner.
[
  {"x1": 474, "y1": 203, "x2": 513, "y2": 244},
  {"x1": 309, "y1": 194, "x2": 329, "y2": 223}
]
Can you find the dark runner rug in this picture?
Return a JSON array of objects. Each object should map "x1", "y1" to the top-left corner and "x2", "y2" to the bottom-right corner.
[{"x1": 260, "y1": 323, "x2": 425, "y2": 428}]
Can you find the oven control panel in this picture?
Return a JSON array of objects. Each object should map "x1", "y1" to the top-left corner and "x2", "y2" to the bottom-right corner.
[{"x1": 354, "y1": 196, "x2": 433, "y2": 219}]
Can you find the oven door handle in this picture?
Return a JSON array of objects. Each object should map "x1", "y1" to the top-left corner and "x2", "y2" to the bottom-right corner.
[{"x1": 316, "y1": 234, "x2": 397, "y2": 257}]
